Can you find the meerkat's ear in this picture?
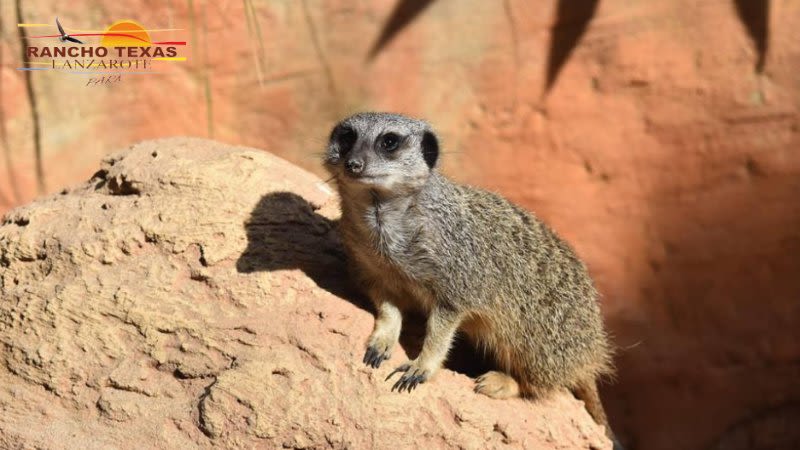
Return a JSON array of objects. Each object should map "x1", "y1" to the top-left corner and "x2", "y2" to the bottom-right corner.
[{"x1": 421, "y1": 131, "x2": 439, "y2": 169}]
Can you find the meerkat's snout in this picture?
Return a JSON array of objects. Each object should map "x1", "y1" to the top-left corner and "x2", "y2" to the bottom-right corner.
[{"x1": 344, "y1": 158, "x2": 364, "y2": 175}]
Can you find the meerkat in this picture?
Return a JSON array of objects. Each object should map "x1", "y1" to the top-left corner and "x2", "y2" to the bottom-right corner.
[{"x1": 323, "y1": 112, "x2": 617, "y2": 443}]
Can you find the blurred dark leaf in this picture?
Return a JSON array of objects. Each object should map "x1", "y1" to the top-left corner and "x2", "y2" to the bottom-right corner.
[
  {"x1": 733, "y1": 0, "x2": 769, "y2": 72},
  {"x1": 545, "y1": 0, "x2": 599, "y2": 93},
  {"x1": 367, "y1": 0, "x2": 435, "y2": 61}
]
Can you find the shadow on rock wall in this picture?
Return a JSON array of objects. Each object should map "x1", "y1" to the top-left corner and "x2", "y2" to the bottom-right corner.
[
  {"x1": 369, "y1": 0, "x2": 770, "y2": 94},
  {"x1": 605, "y1": 163, "x2": 800, "y2": 449}
]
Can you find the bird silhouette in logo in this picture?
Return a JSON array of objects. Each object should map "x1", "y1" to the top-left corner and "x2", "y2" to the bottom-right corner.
[{"x1": 56, "y1": 17, "x2": 83, "y2": 44}]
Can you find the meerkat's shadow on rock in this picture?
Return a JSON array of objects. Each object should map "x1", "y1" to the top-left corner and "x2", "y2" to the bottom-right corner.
[
  {"x1": 236, "y1": 192, "x2": 365, "y2": 306},
  {"x1": 236, "y1": 192, "x2": 493, "y2": 377}
]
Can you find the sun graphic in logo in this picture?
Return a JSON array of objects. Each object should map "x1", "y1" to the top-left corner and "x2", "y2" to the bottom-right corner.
[{"x1": 100, "y1": 19, "x2": 151, "y2": 47}]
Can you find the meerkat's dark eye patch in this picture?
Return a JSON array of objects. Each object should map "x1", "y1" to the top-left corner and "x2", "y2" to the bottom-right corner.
[
  {"x1": 421, "y1": 131, "x2": 439, "y2": 168},
  {"x1": 378, "y1": 133, "x2": 401, "y2": 152},
  {"x1": 331, "y1": 125, "x2": 357, "y2": 156}
]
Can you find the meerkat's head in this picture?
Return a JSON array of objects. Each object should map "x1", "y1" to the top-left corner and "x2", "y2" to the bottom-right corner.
[{"x1": 324, "y1": 112, "x2": 439, "y2": 194}]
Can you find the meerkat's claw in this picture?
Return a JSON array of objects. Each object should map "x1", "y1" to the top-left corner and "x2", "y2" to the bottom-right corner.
[
  {"x1": 387, "y1": 363, "x2": 428, "y2": 392},
  {"x1": 362, "y1": 347, "x2": 374, "y2": 365},
  {"x1": 406, "y1": 373, "x2": 427, "y2": 392},
  {"x1": 363, "y1": 345, "x2": 390, "y2": 368},
  {"x1": 393, "y1": 371, "x2": 427, "y2": 392},
  {"x1": 385, "y1": 363, "x2": 411, "y2": 381}
]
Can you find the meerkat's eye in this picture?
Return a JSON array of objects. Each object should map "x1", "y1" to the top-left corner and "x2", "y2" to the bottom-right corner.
[{"x1": 379, "y1": 133, "x2": 401, "y2": 152}]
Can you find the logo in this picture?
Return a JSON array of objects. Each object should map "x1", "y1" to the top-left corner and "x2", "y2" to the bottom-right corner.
[{"x1": 18, "y1": 17, "x2": 188, "y2": 86}]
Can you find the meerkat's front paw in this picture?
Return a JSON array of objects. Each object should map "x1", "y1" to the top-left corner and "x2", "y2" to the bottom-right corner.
[
  {"x1": 385, "y1": 360, "x2": 434, "y2": 392},
  {"x1": 363, "y1": 333, "x2": 396, "y2": 368},
  {"x1": 363, "y1": 343, "x2": 391, "y2": 368}
]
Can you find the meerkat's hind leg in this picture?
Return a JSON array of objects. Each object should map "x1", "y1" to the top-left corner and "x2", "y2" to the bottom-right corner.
[
  {"x1": 474, "y1": 371, "x2": 521, "y2": 399},
  {"x1": 364, "y1": 301, "x2": 402, "y2": 368}
]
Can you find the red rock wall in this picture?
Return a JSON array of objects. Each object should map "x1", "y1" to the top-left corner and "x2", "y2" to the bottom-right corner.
[{"x1": 2, "y1": 1, "x2": 799, "y2": 449}]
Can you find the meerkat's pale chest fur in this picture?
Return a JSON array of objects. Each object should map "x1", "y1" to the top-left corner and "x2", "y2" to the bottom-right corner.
[
  {"x1": 338, "y1": 185, "x2": 438, "y2": 311},
  {"x1": 323, "y1": 112, "x2": 619, "y2": 447}
]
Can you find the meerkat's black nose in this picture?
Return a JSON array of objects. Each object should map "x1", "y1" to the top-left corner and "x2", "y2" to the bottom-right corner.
[{"x1": 345, "y1": 159, "x2": 364, "y2": 174}]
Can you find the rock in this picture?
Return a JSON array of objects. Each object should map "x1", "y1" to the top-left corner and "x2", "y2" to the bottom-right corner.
[{"x1": 0, "y1": 138, "x2": 611, "y2": 449}]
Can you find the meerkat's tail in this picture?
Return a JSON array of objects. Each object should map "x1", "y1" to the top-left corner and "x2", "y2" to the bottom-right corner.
[{"x1": 571, "y1": 378, "x2": 624, "y2": 450}]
